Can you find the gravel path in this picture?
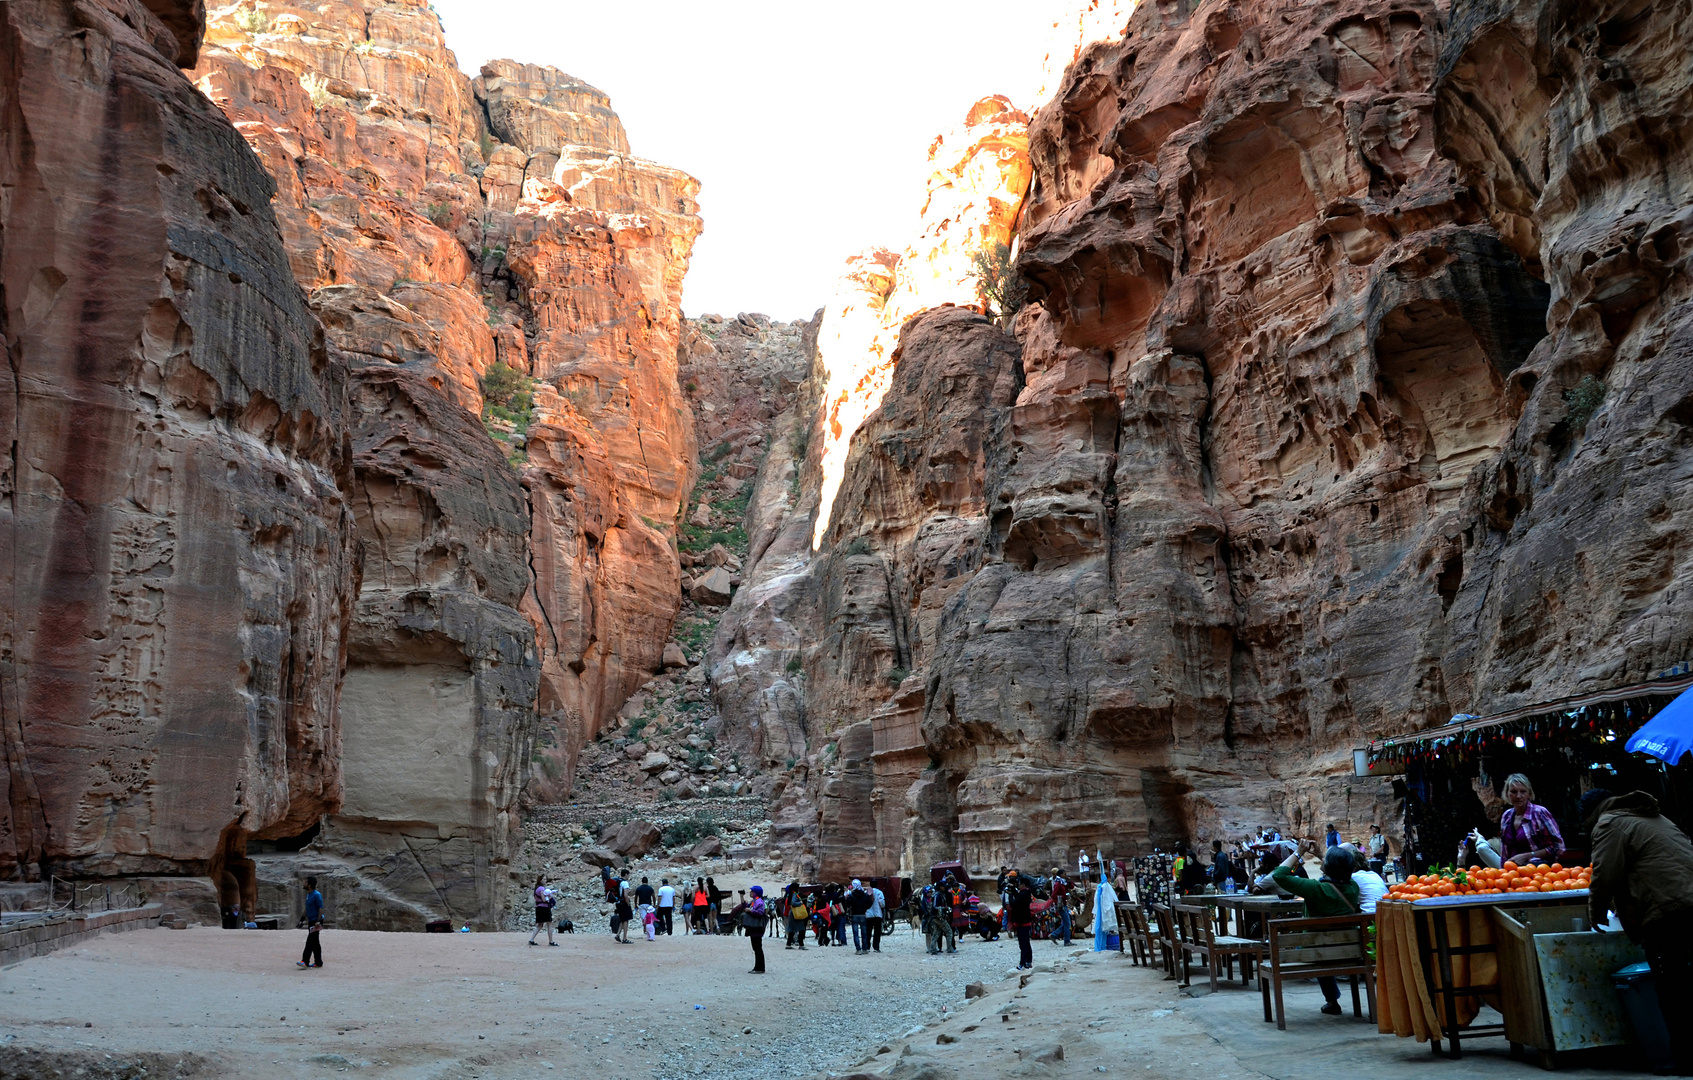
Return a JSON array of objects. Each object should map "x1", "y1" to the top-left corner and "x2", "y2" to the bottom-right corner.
[{"x1": 0, "y1": 920, "x2": 1026, "y2": 1079}]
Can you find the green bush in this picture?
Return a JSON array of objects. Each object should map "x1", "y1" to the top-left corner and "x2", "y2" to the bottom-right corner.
[
  {"x1": 970, "y1": 241, "x2": 1026, "y2": 320},
  {"x1": 425, "y1": 202, "x2": 452, "y2": 228},
  {"x1": 842, "y1": 536, "x2": 873, "y2": 557},
  {"x1": 234, "y1": 10, "x2": 271, "y2": 34},
  {"x1": 1564, "y1": 375, "x2": 1606, "y2": 431},
  {"x1": 625, "y1": 715, "x2": 648, "y2": 740},
  {"x1": 785, "y1": 657, "x2": 802, "y2": 674},
  {"x1": 887, "y1": 666, "x2": 910, "y2": 687},
  {"x1": 662, "y1": 814, "x2": 717, "y2": 848}
]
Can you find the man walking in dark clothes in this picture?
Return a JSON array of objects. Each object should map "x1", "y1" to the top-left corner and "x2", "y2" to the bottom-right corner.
[{"x1": 297, "y1": 877, "x2": 324, "y2": 969}]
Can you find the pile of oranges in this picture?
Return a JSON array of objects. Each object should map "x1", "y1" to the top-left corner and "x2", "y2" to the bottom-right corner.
[{"x1": 1385, "y1": 861, "x2": 1592, "y2": 901}]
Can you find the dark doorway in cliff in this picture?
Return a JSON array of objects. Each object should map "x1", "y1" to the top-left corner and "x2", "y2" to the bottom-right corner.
[
  {"x1": 1140, "y1": 768, "x2": 1191, "y2": 848},
  {"x1": 207, "y1": 823, "x2": 257, "y2": 921},
  {"x1": 1375, "y1": 300, "x2": 1511, "y2": 506},
  {"x1": 249, "y1": 819, "x2": 321, "y2": 854},
  {"x1": 1437, "y1": 553, "x2": 1463, "y2": 613}
]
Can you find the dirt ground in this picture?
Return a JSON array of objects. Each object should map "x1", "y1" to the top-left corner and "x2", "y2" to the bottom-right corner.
[{"x1": 0, "y1": 920, "x2": 1651, "y2": 1080}]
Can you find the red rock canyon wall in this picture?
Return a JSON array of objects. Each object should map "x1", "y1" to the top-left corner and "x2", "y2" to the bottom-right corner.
[
  {"x1": 714, "y1": 0, "x2": 1693, "y2": 883},
  {"x1": 0, "y1": 0, "x2": 354, "y2": 920}
]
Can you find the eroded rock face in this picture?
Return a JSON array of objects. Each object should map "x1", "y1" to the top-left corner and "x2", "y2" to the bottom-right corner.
[
  {"x1": 716, "y1": 0, "x2": 1693, "y2": 882},
  {"x1": 0, "y1": 0, "x2": 353, "y2": 906},
  {"x1": 191, "y1": 0, "x2": 702, "y2": 919}
]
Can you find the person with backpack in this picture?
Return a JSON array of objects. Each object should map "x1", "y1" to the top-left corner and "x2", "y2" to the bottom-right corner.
[
  {"x1": 296, "y1": 876, "x2": 324, "y2": 969},
  {"x1": 1009, "y1": 876, "x2": 1035, "y2": 970},
  {"x1": 613, "y1": 890, "x2": 634, "y2": 944},
  {"x1": 600, "y1": 862, "x2": 614, "y2": 901},
  {"x1": 741, "y1": 885, "x2": 769, "y2": 973},
  {"x1": 846, "y1": 879, "x2": 873, "y2": 953},
  {"x1": 784, "y1": 885, "x2": 809, "y2": 949},
  {"x1": 529, "y1": 874, "x2": 560, "y2": 947},
  {"x1": 1271, "y1": 840, "x2": 1360, "y2": 1015}
]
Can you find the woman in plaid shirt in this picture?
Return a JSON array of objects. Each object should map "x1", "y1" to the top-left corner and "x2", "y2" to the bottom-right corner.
[{"x1": 1497, "y1": 772, "x2": 1564, "y2": 865}]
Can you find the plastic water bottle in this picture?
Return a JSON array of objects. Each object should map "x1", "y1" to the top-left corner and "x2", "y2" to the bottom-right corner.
[{"x1": 1225, "y1": 877, "x2": 1236, "y2": 894}]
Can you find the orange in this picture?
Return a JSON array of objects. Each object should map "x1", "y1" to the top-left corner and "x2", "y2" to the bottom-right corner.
[{"x1": 1551, "y1": 863, "x2": 1564, "y2": 872}]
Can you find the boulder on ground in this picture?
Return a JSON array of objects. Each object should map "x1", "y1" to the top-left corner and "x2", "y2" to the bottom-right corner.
[
  {"x1": 702, "y1": 543, "x2": 741, "y2": 570},
  {"x1": 579, "y1": 846, "x2": 620, "y2": 868},
  {"x1": 689, "y1": 502, "x2": 712, "y2": 527},
  {"x1": 689, "y1": 836, "x2": 724, "y2": 858},
  {"x1": 662, "y1": 641, "x2": 688, "y2": 668},
  {"x1": 623, "y1": 742, "x2": 648, "y2": 759},
  {"x1": 599, "y1": 820, "x2": 661, "y2": 857},
  {"x1": 964, "y1": 982, "x2": 985, "y2": 999},
  {"x1": 639, "y1": 751, "x2": 672, "y2": 774},
  {"x1": 690, "y1": 567, "x2": 733, "y2": 606}
]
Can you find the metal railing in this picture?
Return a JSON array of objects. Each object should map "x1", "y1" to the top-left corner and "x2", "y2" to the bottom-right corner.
[{"x1": 49, "y1": 878, "x2": 145, "y2": 913}]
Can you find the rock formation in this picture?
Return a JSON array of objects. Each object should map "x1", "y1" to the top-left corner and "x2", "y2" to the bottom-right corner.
[
  {"x1": 1, "y1": 0, "x2": 703, "y2": 930},
  {"x1": 713, "y1": 0, "x2": 1693, "y2": 882},
  {"x1": 188, "y1": 0, "x2": 703, "y2": 922},
  {"x1": 0, "y1": 0, "x2": 354, "y2": 921}
]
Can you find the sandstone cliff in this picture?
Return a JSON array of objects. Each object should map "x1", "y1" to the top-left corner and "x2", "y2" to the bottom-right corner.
[
  {"x1": 188, "y1": 0, "x2": 702, "y2": 923},
  {"x1": 0, "y1": 0, "x2": 354, "y2": 920},
  {"x1": 714, "y1": 0, "x2": 1693, "y2": 882}
]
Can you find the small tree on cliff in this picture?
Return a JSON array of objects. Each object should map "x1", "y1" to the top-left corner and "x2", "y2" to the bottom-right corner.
[{"x1": 970, "y1": 241, "x2": 1026, "y2": 323}]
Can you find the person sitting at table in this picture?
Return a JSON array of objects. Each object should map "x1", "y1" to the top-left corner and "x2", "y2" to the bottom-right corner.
[
  {"x1": 1251, "y1": 841, "x2": 1302, "y2": 895},
  {"x1": 1489, "y1": 773, "x2": 1564, "y2": 865},
  {"x1": 1271, "y1": 841, "x2": 1361, "y2": 1016},
  {"x1": 1346, "y1": 847, "x2": 1388, "y2": 913}
]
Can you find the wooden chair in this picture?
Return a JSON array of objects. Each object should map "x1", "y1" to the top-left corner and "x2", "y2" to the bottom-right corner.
[
  {"x1": 1260, "y1": 912, "x2": 1376, "y2": 1030},
  {"x1": 1150, "y1": 902, "x2": 1180, "y2": 980},
  {"x1": 1116, "y1": 902, "x2": 1156, "y2": 967},
  {"x1": 1173, "y1": 902, "x2": 1265, "y2": 992}
]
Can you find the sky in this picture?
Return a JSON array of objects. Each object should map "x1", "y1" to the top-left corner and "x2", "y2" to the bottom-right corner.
[{"x1": 430, "y1": 1, "x2": 1076, "y2": 322}]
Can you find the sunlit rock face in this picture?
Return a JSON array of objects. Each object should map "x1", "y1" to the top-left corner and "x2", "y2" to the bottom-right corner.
[
  {"x1": 190, "y1": 0, "x2": 701, "y2": 916},
  {"x1": 716, "y1": 0, "x2": 1693, "y2": 882},
  {"x1": 0, "y1": 0, "x2": 354, "y2": 909},
  {"x1": 811, "y1": 97, "x2": 1031, "y2": 551}
]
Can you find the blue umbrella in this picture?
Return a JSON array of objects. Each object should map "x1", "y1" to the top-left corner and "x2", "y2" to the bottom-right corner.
[{"x1": 1626, "y1": 686, "x2": 1693, "y2": 765}]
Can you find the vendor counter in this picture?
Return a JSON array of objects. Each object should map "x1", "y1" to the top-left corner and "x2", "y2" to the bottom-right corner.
[{"x1": 1376, "y1": 891, "x2": 1645, "y2": 1067}]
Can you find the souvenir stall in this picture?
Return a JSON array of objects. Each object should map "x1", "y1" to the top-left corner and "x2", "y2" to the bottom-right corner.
[{"x1": 1362, "y1": 668, "x2": 1693, "y2": 1064}]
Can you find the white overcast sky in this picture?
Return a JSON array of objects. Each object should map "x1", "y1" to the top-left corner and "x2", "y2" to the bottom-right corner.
[{"x1": 430, "y1": 1, "x2": 1075, "y2": 321}]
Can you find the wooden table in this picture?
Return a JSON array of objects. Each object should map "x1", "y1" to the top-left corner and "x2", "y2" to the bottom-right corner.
[
  {"x1": 1376, "y1": 891, "x2": 1590, "y2": 1059},
  {"x1": 1212, "y1": 895, "x2": 1304, "y2": 939}
]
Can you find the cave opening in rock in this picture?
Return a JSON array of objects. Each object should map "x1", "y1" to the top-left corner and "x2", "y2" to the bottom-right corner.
[{"x1": 1375, "y1": 299, "x2": 1510, "y2": 504}]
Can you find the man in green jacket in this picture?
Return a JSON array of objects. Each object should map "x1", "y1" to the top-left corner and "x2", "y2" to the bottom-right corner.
[
  {"x1": 1271, "y1": 841, "x2": 1362, "y2": 1016},
  {"x1": 1589, "y1": 791, "x2": 1693, "y2": 1075}
]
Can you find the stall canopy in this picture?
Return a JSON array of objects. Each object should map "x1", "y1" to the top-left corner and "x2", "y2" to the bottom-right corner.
[
  {"x1": 1626, "y1": 684, "x2": 1693, "y2": 765},
  {"x1": 1363, "y1": 667, "x2": 1693, "y2": 771}
]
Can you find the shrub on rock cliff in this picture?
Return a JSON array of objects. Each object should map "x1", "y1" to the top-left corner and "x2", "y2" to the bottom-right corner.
[
  {"x1": 970, "y1": 241, "x2": 1026, "y2": 320},
  {"x1": 1564, "y1": 375, "x2": 1606, "y2": 432}
]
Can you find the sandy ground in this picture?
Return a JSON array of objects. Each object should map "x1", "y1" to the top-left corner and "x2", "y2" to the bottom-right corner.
[
  {"x1": 0, "y1": 918, "x2": 1013, "y2": 1080},
  {"x1": 0, "y1": 920, "x2": 1649, "y2": 1080}
]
